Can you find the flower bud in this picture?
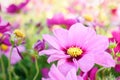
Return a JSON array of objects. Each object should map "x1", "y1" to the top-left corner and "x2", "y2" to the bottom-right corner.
[{"x1": 33, "y1": 40, "x2": 45, "y2": 52}]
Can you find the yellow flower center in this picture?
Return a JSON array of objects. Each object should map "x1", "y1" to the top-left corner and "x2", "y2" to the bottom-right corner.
[
  {"x1": 14, "y1": 29, "x2": 25, "y2": 38},
  {"x1": 0, "y1": 44, "x2": 8, "y2": 51},
  {"x1": 67, "y1": 47, "x2": 83, "y2": 57},
  {"x1": 84, "y1": 14, "x2": 93, "y2": 22}
]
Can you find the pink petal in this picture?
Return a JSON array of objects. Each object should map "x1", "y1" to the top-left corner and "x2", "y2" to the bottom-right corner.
[
  {"x1": 87, "y1": 35, "x2": 109, "y2": 52},
  {"x1": 78, "y1": 54, "x2": 95, "y2": 72},
  {"x1": 68, "y1": 23, "x2": 88, "y2": 46},
  {"x1": 42, "y1": 78, "x2": 51, "y2": 80},
  {"x1": 39, "y1": 49, "x2": 64, "y2": 56},
  {"x1": 49, "y1": 64, "x2": 65, "y2": 80},
  {"x1": 53, "y1": 28, "x2": 68, "y2": 48},
  {"x1": 43, "y1": 34, "x2": 60, "y2": 49},
  {"x1": 66, "y1": 68, "x2": 77, "y2": 80},
  {"x1": 77, "y1": 76, "x2": 84, "y2": 80},
  {"x1": 57, "y1": 59, "x2": 76, "y2": 75},
  {"x1": 68, "y1": 23, "x2": 96, "y2": 47},
  {"x1": 48, "y1": 54, "x2": 70, "y2": 63},
  {"x1": 94, "y1": 52, "x2": 115, "y2": 67}
]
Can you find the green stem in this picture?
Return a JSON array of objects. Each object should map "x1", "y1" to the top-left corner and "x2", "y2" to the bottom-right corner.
[
  {"x1": 33, "y1": 58, "x2": 39, "y2": 80},
  {"x1": 1, "y1": 56, "x2": 6, "y2": 80},
  {"x1": 18, "y1": 62, "x2": 28, "y2": 78},
  {"x1": 102, "y1": 68, "x2": 106, "y2": 80},
  {"x1": 8, "y1": 46, "x2": 14, "y2": 80},
  {"x1": 12, "y1": 69, "x2": 19, "y2": 80},
  {"x1": 95, "y1": 67, "x2": 105, "y2": 80},
  {"x1": 111, "y1": 48, "x2": 115, "y2": 58}
]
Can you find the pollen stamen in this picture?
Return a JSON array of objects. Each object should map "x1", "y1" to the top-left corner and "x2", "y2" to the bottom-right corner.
[{"x1": 67, "y1": 47, "x2": 83, "y2": 57}]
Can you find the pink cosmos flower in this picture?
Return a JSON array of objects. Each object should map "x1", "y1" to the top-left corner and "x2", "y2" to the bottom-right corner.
[
  {"x1": 40, "y1": 23, "x2": 115, "y2": 72},
  {"x1": 42, "y1": 64, "x2": 83, "y2": 80}
]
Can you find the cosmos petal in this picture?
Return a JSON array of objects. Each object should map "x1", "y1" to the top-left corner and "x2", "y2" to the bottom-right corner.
[
  {"x1": 78, "y1": 54, "x2": 94, "y2": 72},
  {"x1": 48, "y1": 54, "x2": 70, "y2": 63},
  {"x1": 53, "y1": 28, "x2": 68, "y2": 48},
  {"x1": 66, "y1": 68, "x2": 77, "y2": 80},
  {"x1": 43, "y1": 34, "x2": 60, "y2": 49},
  {"x1": 57, "y1": 59, "x2": 76, "y2": 75},
  {"x1": 49, "y1": 64, "x2": 66, "y2": 80},
  {"x1": 94, "y1": 52, "x2": 115, "y2": 67},
  {"x1": 39, "y1": 49, "x2": 64, "y2": 56}
]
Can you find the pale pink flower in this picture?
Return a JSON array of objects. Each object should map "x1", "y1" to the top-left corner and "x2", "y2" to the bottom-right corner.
[
  {"x1": 4, "y1": 45, "x2": 25, "y2": 64},
  {"x1": 40, "y1": 23, "x2": 115, "y2": 72},
  {"x1": 42, "y1": 64, "x2": 83, "y2": 80}
]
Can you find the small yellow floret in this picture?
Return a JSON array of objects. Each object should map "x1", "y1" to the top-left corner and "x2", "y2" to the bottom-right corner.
[
  {"x1": 14, "y1": 29, "x2": 25, "y2": 38},
  {"x1": 84, "y1": 14, "x2": 93, "y2": 22},
  {"x1": 67, "y1": 47, "x2": 83, "y2": 57},
  {"x1": 0, "y1": 44, "x2": 8, "y2": 51}
]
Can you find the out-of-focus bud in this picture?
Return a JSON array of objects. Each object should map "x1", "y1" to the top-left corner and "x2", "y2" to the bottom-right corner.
[
  {"x1": 10, "y1": 29, "x2": 25, "y2": 45},
  {"x1": 116, "y1": 52, "x2": 120, "y2": 57},
  {"x1": 83, "y1": 14, "x2": 93, "y2": 22},
  {"x1": 115, "y1": 64, "x2": 120, "y2": 72},
  {"x1": 41, "y1": 68, "x2": 49, "y2": 78},
  {"x1": 108, "y1": 41, "x2": 117, "y2": 49},
  {"x1": 33, "y1": 40, "x2": 45, "y2": 52}
]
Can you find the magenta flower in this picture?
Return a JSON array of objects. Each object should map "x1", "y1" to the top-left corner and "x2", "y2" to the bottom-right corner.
[
  {"x1": 0, "y1": 17, "x2": 11, "y2": 46},
  {"x1": 42, "y1": 64, "x2": 83, "y2": 80},
  {"x1": 109, "y1": 30, "x2": 120, "y2": 53},
  {"x1": 112, "y1": 30, "x2": 120, "y2": 43},
  {"x1": 0, "y1": 18, "x2": 25, "y2": 64},
  {"x1": 0, "y1": 17, "x2": 11, "y2": 33},
  {"x1": 47, "y1": 13, "x2": 77, "y2": 29},
  {"x1": 7, "y1": 0, "x2": 29, "y2": 13},
  {"x1": 80, "y1": 67, "x2": 98, "y2": 80},
  {"x1": 110, "y1": 30, "x2": 120, "y2": 72},
  {"x1": 40, "y1": 23, "x2": 115, "y2": 72}
]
